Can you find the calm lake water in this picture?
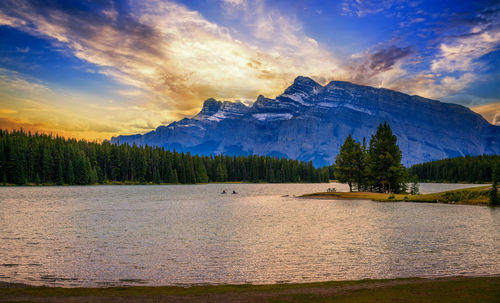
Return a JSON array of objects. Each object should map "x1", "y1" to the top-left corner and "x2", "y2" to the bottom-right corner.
[{"x1": 0, "y1": 183, "x2": 499, "y2": 287}]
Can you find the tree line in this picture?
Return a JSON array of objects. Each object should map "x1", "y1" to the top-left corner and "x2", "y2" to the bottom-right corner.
[
  {"x1": 408, "y1": 154, "x2": 500, "y2": 183},
  {"x1": 334, "y1": 122, "x2": 408, "y2": 193},
  {"x1": 0, "y1": 129, "x2": 330, "y2": 185}
]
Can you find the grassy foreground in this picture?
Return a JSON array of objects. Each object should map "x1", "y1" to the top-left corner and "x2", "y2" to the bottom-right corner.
[
  {"x1": 301, "y1": 186, "x2": 493, "y2": 205},
  {"x1": 0, "y1": 276, "x2": 499, "y2": 302}
]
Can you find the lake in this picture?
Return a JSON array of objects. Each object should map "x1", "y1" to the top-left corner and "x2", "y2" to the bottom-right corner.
[{"x1": 0, "y1": 183, "x2": 499, "y2": 287}]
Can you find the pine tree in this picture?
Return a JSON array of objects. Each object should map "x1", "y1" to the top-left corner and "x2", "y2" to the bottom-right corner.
[
  {"x1": 169, "y1": 168, "x2": 179, "y2": 184},
  {"x1": 368, "y1": 122, "x2": 407, "y2": 193},
  {"x1": 216, "y1": 162, "x2": 225, "y2": 182},
  {"x1": 334, "y1": 134, "x2": 365, "y2": 192},
  {"x1": 41, "y1": 146, "x2": 52, "y2": 183},
  {"x1": 10, "y1": 147, "x2": 26, "y2": 185},
  {"x1": 490, "y1": 164, "x2": 499, "y2": 206},
  {"x1": 194, "y1": 157, "x2": 209, "y2": 183},
  {"x1": 0, "y1": 129, "x2": 330, "y2": 186},
  {"x1": 14, "y1": 162, "x2": 26, "y2": 185},
  {"x1": 90, "y1": 167, "x2": 98, "y2": 184},
  {"x1": 66, "y1": 160, "x2": 75, "y2": 185},
  {"x1": 153, "y1": 168, "x2": 161, "y2": 184},
  {"x1": 56, "y1": 160, "x2": 64, "y2": 185}
]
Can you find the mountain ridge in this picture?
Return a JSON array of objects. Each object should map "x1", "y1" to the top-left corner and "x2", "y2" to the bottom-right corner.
[{"x1": 112, "y1": 76, "x2": 500, "y2": 167}]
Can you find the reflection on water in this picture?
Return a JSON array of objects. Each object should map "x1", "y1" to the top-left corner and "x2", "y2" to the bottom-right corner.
[{"x1": 0, "y1": 183, "x2": 498, "y2": 287}]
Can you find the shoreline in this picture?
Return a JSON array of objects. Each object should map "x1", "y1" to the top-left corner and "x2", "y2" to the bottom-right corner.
[
  {"x1": 1, "y1": 276, "x2": 498, "y2": 302},
  {"x1": 0, "y1": 181, "x2": 491, "y2": 187},
  {"x1": 300, "y1": 185, "x2": 494, "y2": 206},
  {"x1": 0, "y1": 181, "x2": 329, "y2": 187}
]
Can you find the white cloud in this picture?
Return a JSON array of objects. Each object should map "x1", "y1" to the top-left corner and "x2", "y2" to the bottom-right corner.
[
  {"x1": 389, "y1": 73, "x2": 477, "y2": 100},
  {"x1": 342, "y1": 0, "x2": 400, "y2": 17},
  {"x1": 431, "y1": 25, "x2": 500, "y2": 72},
  {"x1": 223, "y1": 0, "x2": 246, "y2": 7},
  {"x1": 0, "y1": 68, "x2": 49, "y2": 93}
]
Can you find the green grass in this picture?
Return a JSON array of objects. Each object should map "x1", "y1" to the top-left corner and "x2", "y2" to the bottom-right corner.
[
  {"x1": 0, "y1": 279, "x2": 377, "y2": 297},
  {"x1": 0, "y1": 277, "x2": 498, "y2": 302},
  {"x1": 268, "y1": 277, "x2": 500, "y2": 303},
  {"x1": 302, "y1": 186, "x2": 493, "y2": 206}
]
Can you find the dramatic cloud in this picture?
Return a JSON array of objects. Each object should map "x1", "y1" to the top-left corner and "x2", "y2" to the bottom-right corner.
[
  {"x1": 343, "y1": 1, "x2": 500, "y2": 100},
  {"x1": 0, "y1": 0, "x2": 343, "y2": 119},
  {"x1": 368, "y1": 46, "x2": 413, "y2": 71},
  {"x1": 348, "y1": 45, "x2": 412, "y2": 88},
  {"x1": 0, "y1": 0, "x2": 498, "y2": 139}
]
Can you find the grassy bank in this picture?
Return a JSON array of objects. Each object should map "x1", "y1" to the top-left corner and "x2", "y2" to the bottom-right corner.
[
  {"x1": 301, "y1": 186, "x2": 493, "y2": 205},
  {"x1": 0, "y1": 276, "x2": 498, "y2": 302}
]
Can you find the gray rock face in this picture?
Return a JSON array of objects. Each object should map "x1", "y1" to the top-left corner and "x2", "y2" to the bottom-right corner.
[{"x1": 112, "y1": 76, "x2": 500, "y2": 167}]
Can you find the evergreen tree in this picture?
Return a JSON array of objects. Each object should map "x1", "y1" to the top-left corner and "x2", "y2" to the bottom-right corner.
[
  {"x1": 90, "y1": 167, "x2": 98, "y2": 184},
  {"x1": 0, "y1": 129, "x2": 329, "y2": 186},
  {"x1": 409, "y1": 154, "x2": 500, "y2": 183},
  {"x1": 66, "y1": 160, "x2": 75, "y2": 185},
  {"x1": 10, "y1": 147, "x2": 26, "y2": 185},
  {"x1": 14, "y1": 162, "x2": 26, "y2": 185},
  {"x1": 334, "y1": 134, "x2": 365, "y2": 192},
  {"x1": 41, "y1": 146, "x2": 52, "y2": 183},
  {"x1": 490, "y1": 164, "x2": 499, "y2": 206},
  {"x1": 216, "y1": 162, "x2": 225, "y2": 182},
  {"x1": 169, "y1": 168, "x2": 179, "y2": 184},
  {"x1": 368, "y1": 122, "x2": 406, "y2": 193},
  {"x1": 358, "y1": 138, "x2": 368, "y2": 191},
  {"x1": 56, "y1": 160, "x2": 64, "y2": 185},
  {"x1": 95, "y1": 166, "x2": 104, "y2": 183},
  {"x1": 194, "y1": 157, "x2": 209, "y2": 183},
  {"x1": 74, "y1": 158, "x2": 85, "y2": 185},
  {"x1": 185, "y1": 156, "x2": 196, "y2": 184}
]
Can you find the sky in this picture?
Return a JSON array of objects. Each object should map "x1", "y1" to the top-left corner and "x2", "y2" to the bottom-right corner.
[{"x1": 0, "y1": 0, "x2": 499, "y2": 140}]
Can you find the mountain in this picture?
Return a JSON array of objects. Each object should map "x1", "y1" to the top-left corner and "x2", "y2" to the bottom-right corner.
[{"x1": 111, "y1": 76, "x2": 500, "y2": 167}]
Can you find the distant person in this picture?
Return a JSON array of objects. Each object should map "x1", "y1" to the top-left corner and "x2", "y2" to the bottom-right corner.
[
  {"x1": 232, "y1": 190, "x2": 237, "y2": 194},
  {"x1": 221, "y1": 190, "x2": 227, "y2": 194}
]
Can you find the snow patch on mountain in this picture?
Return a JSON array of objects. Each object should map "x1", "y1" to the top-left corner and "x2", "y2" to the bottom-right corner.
[
  {"x1": 343, "y1": 104, "x2": 373, "y2": 115},
  {"x1": 253, "y1": 113, "x2": 293, "y2": 121},
  {"x1": 207, "y1": 111, "x2": 226, "y2": 122},
  {"x1": 280, "y1": 93, "x2": 311, "y2": 106}
]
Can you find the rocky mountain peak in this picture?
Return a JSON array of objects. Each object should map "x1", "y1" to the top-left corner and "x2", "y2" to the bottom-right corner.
[
  {"x1": 112, "y1": 76, "x2": 500, "y2": 167},
  {"x1": 284, "y1": 76, "x2": 323, "y2": 95},
  {"x1": 221, "y1": 100, "x2": 248, "y2": 112},
  {"x1": 199, "y1": 98, "x2": 222, "y2": 116}
]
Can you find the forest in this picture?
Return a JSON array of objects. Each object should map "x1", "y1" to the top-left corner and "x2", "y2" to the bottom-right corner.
[
  {"x1": 408, "y1": 154, "x2": 500, "y2": 183},
  {"x1": 0, "y1": 129, "x2": 331, "y2": 185}
]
